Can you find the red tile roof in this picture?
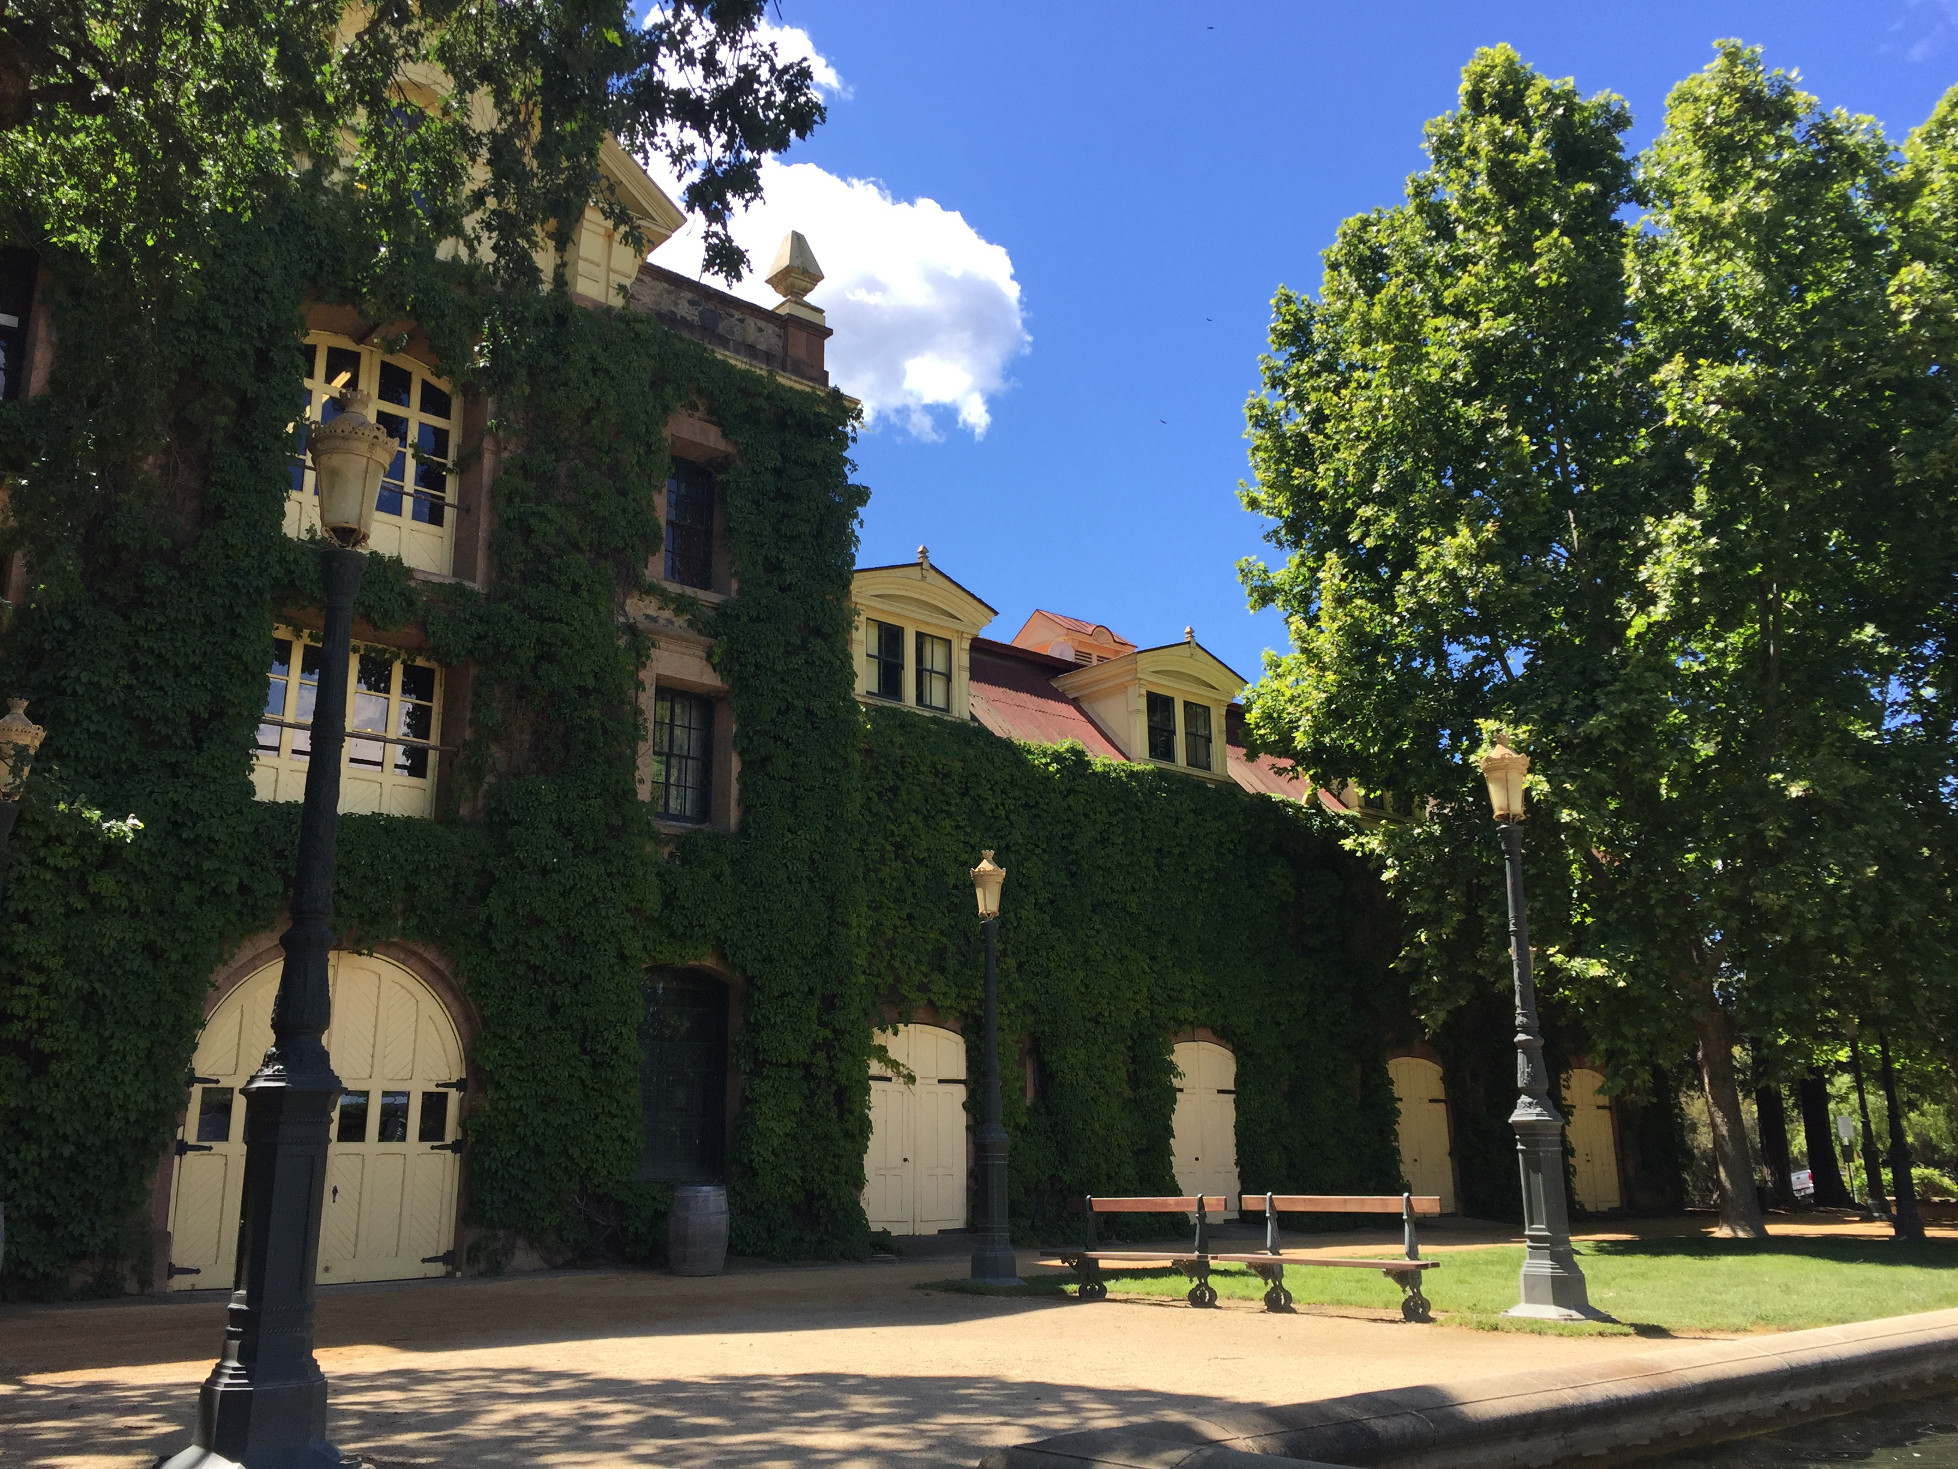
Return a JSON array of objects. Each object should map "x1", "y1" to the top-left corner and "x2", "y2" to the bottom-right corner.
[
  {"x1": 1224, "y1": 706, "x2": 1314, "y2": 802},
  {"x1": 968, "y1": 639, "x2": 1127, "y2": 760}
]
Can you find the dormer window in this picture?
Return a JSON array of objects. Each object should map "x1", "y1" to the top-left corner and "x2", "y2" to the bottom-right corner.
[
  {"x1": 1146, "y1": 692, "x2": 1177, "y2": 762},
  {"x1": 915, "y1": 633, "x2": 952, "y2": 711},
  {"x1": 869, "y1": 620, "x2": 905, "y2": 700},
  {"x1": 1183, "y1": 702, "x2": 1213, "y2": 772},
  {"x1": 665, "y1": 466, "x2": 715, "y2": 590}
]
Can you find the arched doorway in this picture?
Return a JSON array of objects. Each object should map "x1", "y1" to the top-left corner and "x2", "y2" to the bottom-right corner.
[
  {"x1": 1171, "y1": 1040, "x2": 1239, "y2": 1215},
  {"x1": 637, "y1": 969, "x2": 730, "y2": 1182},
  {"x1": 167, "y1": 951, "x2": 466, "y2": 1290},
  {"x1": 1388, "y1": 1054, "x2": 1457, "y2": 1212},
  {"x1": 1564, "y1": 1068, "x2": 1622, "y2": 1212},
  {"x1": 864, "y1": 1024, "x2": 967, "y2": 1235}
]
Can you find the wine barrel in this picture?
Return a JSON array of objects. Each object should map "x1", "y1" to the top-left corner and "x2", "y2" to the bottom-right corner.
[{"x1": 668, "y1": 1184, "x2": 729, "y2": 1276}]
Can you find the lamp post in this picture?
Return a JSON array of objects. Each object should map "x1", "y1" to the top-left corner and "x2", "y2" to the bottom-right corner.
[
  {"x1": 1478, "y1": 740, "x2": 1606, "y2": 1321},
  {"x1": 166, "y1": 388, "x2": 394, "y2": 1469},
  {"x1": 969, "y1": 850, "x2": 1020, "y2": 1284}
]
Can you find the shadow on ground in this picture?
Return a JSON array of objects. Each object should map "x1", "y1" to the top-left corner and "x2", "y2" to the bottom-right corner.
[{"x1": 6, "y1": 1365, "x2": 1263, "y2": 1469}]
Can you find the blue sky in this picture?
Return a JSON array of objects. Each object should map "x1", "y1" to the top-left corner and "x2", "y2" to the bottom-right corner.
[{"x1": 658, "y1": 2, "x2": 1958, "y2": 681}]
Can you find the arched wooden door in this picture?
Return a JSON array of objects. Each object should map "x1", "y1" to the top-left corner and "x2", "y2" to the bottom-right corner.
[
  {"x1": 1387, "y1": 1055, "x2": 1456, "y2": 1213},
  {"x1": 167, "y1": 952, "x2": 465, "y2": 1290},
  {"x1": 1171, "y1": 1040, "x2": 1239, "y2": 1216},
  {"x1": 1564, "y1": 1068, "x2": 1622, "y2": 1212},
  {"x1": 864, "y1": 1024, "x2": 967, "y2": 1235}
]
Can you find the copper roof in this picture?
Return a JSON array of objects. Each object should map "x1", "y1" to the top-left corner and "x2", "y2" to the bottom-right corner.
[{"x1": 968, "y1": 639, "x2": 1126, "y2": 760}]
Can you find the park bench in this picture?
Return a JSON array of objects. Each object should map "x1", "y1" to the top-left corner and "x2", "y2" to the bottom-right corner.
[{"x1": 1041, "y1": 1192, "x2": 1442, "y2": 1320}]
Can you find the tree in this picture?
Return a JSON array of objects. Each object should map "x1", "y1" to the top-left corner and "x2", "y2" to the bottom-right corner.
[
  {"x1": 1240, "y1": 43, "x2": 1953, "y2": 1237},
  {"x1": 0, "y1": 0, "x2": 825, "y2": 289}
]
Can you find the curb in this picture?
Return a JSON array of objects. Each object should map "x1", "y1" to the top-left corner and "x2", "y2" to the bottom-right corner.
[{"x1": 978, "y1": 1308, "x2": 1958, "y2": 1469}]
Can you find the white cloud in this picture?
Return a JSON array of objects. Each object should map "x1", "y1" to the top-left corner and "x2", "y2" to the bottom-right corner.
[
  {"x1": 638, "y1": 26, "x2": 1028, "y2": 440},
  {"x1": 752, "y1": 20, "x2": 850, "y2": 100}
]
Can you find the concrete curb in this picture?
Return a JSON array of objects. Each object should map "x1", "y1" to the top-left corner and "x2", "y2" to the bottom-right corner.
[{"x1": 978, "y1": 1308, "x2": 1958, "y2": 1469}]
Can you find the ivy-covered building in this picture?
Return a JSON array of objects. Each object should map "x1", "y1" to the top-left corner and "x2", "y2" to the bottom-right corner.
[{"x1": 0, "y1": 139, "x2": 1623, "y2": 1300}]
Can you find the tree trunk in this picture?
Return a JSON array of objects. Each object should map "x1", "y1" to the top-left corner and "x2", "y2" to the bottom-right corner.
[
  {"x1": 1878, "y1": 1029, "x2": 1925, "y2": 1242},
  {"x1": 1797, "y1": 1070, "x2": 1855, "y2": 1208},
  {"x1": 1849, "y1": 1032, "x2": 1890, "y2": 1218},
  {"x1": 1694, "y1": 997, "x2": 1768, "y2": 1238},
  {"x1": 1753, "y1": 1078, "x2": 1797, "y2": 1211}
]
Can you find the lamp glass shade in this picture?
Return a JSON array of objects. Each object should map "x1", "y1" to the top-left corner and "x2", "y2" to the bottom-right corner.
[
  {"x1": 1479, "y1": 742, "x2": 1530, "y2": 821},
  {"x1": 970, "y1": 849, "x2": 1006, "y2": 919},
  {"x1": 309, "y1": 388, "x2": 396, "y2": 549},
  {"x1": 0, "y1": 697, "x2": 45, "y2": 800}
]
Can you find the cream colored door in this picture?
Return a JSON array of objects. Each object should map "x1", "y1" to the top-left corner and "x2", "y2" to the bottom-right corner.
[
  {"x1": 862, "y1": 1024, "x2": 969, "y2": 1234},
  {"x1": 168, "y1": 953, "x2": 464, "y2": 1290},
  {"x1": 1564, "y1": 1069, "x2": 1622, "y2": 1212},
  {"x1": 1171, "y1": 1041, "x2": 1239, "y2": 1216},
  {"x1": 1388, "y1": 1055, "x2": 1456, "y2": 1213}
]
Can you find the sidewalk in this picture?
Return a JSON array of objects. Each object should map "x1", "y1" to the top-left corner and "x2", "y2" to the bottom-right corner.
[{"x1": 2, "y1": 1211, "x2": 1943, "y2": 1469}]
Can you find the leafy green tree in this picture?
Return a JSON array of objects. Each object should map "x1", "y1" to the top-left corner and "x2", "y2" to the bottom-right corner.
[{"x1": 1241, "y1": 43, "x2": 1955, "y2": 1237}]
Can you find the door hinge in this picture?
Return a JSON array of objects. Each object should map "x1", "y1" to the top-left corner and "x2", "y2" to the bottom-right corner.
[
  {"x1": 438, "y1": 1076, "x2": 469, "y2": 1093},
  {"x1": 166, "y1": 1263, "x2": 202, "y2": 1278},
  {"x1": 420, "y1": 1249, "x2": 456, "y2": 1267},
  {"x1": 175, "y1": 1139, "x2": 214, "y2": 1156},
  {"x1": 429, "y1": 1139, "x2": 464, "y2": 1153},
  {"x1": 191, "y1": 1075, "x2": 220, "y2": 1086}
]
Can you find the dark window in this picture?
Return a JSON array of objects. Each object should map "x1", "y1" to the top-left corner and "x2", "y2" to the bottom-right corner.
[
  {"x1": 196, "y1": 1087, "x2": 234, "y2": 1143},
  {"x1": 1183, "y1": 702, "x2": 1213, "y2": 771},
  {"x1": 417, "y1": 1090, "x2": 450, "y2": 1143},
  {"x1": 637, "y1": 970, "x2": 729, "y2": 1182},
  {"x1": 377, "y1": 1091, "x2": 410, "y2": 1143},
  {"x1": 0, "y1": 246, "x2": 38, "y2": 402},
  {"x1": 260, "y1": 638, "x2": 293, "y2": 752},
  {"x1": 664, "y1": 466, "x2": 715, "y2": 589},
  {"x1": 396, "y1": 662, "x2": 435, "y2": 779},
  {"x1": 350, "y1": 654, "x2": 392, "y2": 769},
  {"x1": 869, "y1": 620, "x2": 904, "y2": 700},
  {"x1": 292, "y1": 644, "x2": 322, "y2": 759},
  {"x1": 1146, "y1": 692, "x2": 1177, "y2": 762},
  {"x1": 916, "y1": 632, "x2": 952, "y2": 711},
  {"x1": 652, "y1": 689, "x2": 714, "y2": 823},
  {"x1": 336, "y1": 1091, "x2": 370, "y2": 1143}
]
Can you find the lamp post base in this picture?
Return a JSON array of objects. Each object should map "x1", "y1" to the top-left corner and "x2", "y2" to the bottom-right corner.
[
  {"x1": 1503, "y1": 1301, "x2": 1616, "y2": 1322},
  {"x1": 156, "y1": 1441, "x2": 352, "y2": 1469}
]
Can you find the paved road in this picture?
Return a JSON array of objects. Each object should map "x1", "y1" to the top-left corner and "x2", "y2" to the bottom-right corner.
[{"x1": 1, "y1": 1239, "x2": 1691, "y2": 1469}]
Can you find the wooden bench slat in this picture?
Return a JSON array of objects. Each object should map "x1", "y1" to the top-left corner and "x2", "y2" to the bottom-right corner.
[
  {"x1": 1244, "y1": 1194, "x2": 1442, "y2": 1215},
  {"x1": 1067, "y1": 1195, "x2": 1226, "y2": 1214},
  {"x1": 1204, "y1": 1252, "x2": 1439, "y2": 1271}
]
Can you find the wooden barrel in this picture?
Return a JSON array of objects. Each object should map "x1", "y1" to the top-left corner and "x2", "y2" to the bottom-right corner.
[{"x1": 668, "y1": 1184, "x2": 728, "y2": 1276}]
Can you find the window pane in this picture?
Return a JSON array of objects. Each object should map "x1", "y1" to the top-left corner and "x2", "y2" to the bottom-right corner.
[
  {"x1": 322, "y1": 345, "x2": 362, "y2": 392},
  {"x1": 377, "y1": 1091, "x2": 410, "y2": 1143},
  {"x1": 375, "y1": 412, "x2": 407, "y2": 518},
  {"x1": 653, "y1": 689, "x2": 713, "y2": 823},
  {"x1": 916, "y1": 632, "x2": 952, "y2": 711},
  {"x1": 395, "y1": 662, "x2": 434, "y2": 779},
  {"x1": 196, "y1": 1087, "x2": 234, "y2": 1143},
  {"x1": 259, "y1": 639, "x2": 292, "y2": 752},
  {"x1": 377, "y1": 360, "x2": 413, "y2": 408},
  {"x1": 1183, "y1": 701, "x2": 1213, "y2": 771},
  {"x1": 300, "y1": 341, "x2": 319, "y2": 382},
  {"x1": 418, "y1": 1091, "x2": 450, "y2": 1143},
  {"x1": 664, "y1": 470, "x2": 714, "y2": 588},
  {"x1": 413, "y1": 423, "x2": 448, "y2": 527},
  {"x1": 293, "y1": 644, "x2": 321, "y2": 759},
  {"x1": 336, "y1": 1091, "x2": 370, "y2": 1143},
  {"x1": 1146, "y1": 692, "x2": 1177, "y2": 762},
  {"x1": 419, "y1": 380, "x2": 452, "y2": 420},
  {"x1": 869, "y1": 620, "x2": 904, "y2": 701}
]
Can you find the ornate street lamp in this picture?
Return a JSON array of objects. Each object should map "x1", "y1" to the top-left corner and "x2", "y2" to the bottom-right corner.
[
  {"x1": 165, "y1": 388, "x2": 394, "y2": 1469},
  {"x1": 969, "y1": 850, "x2": 1019, "y2": 1284},
  {"x1": 1478, "y1": 738, "x2": 1607, "y2": 1321}
]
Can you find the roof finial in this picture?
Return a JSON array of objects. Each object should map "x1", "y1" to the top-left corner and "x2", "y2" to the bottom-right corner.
[
  {"x1": 766, "y1": 231, "x2": 826, "y2": 324},
  {"x1": 1184, "y1": 625, "x2": 1194, "y2": 644},
  {"x1": 918, "y1": 544, "x2": 929, "y2": 565}
]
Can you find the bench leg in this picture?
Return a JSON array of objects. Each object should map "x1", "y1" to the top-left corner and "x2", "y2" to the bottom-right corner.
[
  {"x1": 1250, "y1": 1261, "x2": 1293, "y2": 1313},
  {"x1": 1386, "y1": 1268, "x2": 1432, "y2": 1323},
  {"x1": 1070, "y1": 1256, "x2": 1107, "y2": 1302},
  {"x1": 1175, "y1": 1258, "x2": 1217, "y2": 1308}
]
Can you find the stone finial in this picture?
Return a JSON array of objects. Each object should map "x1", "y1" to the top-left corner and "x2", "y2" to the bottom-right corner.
[
  {"x1": 1184, "y1": 625, "x2": 1194, "y2": 644},
  {"x1": 767, "y1": 231, "x2": 826, "y2": 324},
  {"x1": 918, "y1": 545, "x2": 929, "y2": 565}
]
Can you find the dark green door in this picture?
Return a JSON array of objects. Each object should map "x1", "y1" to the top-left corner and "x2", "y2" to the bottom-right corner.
[{"x1": 638, "y1": 970, "x2": 729, "y2": 1182}]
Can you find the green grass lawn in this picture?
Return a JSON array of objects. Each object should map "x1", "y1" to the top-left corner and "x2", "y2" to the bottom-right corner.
[{"x1": 925, "y1": 1237, "x2": 1958, "y2": 1337}]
